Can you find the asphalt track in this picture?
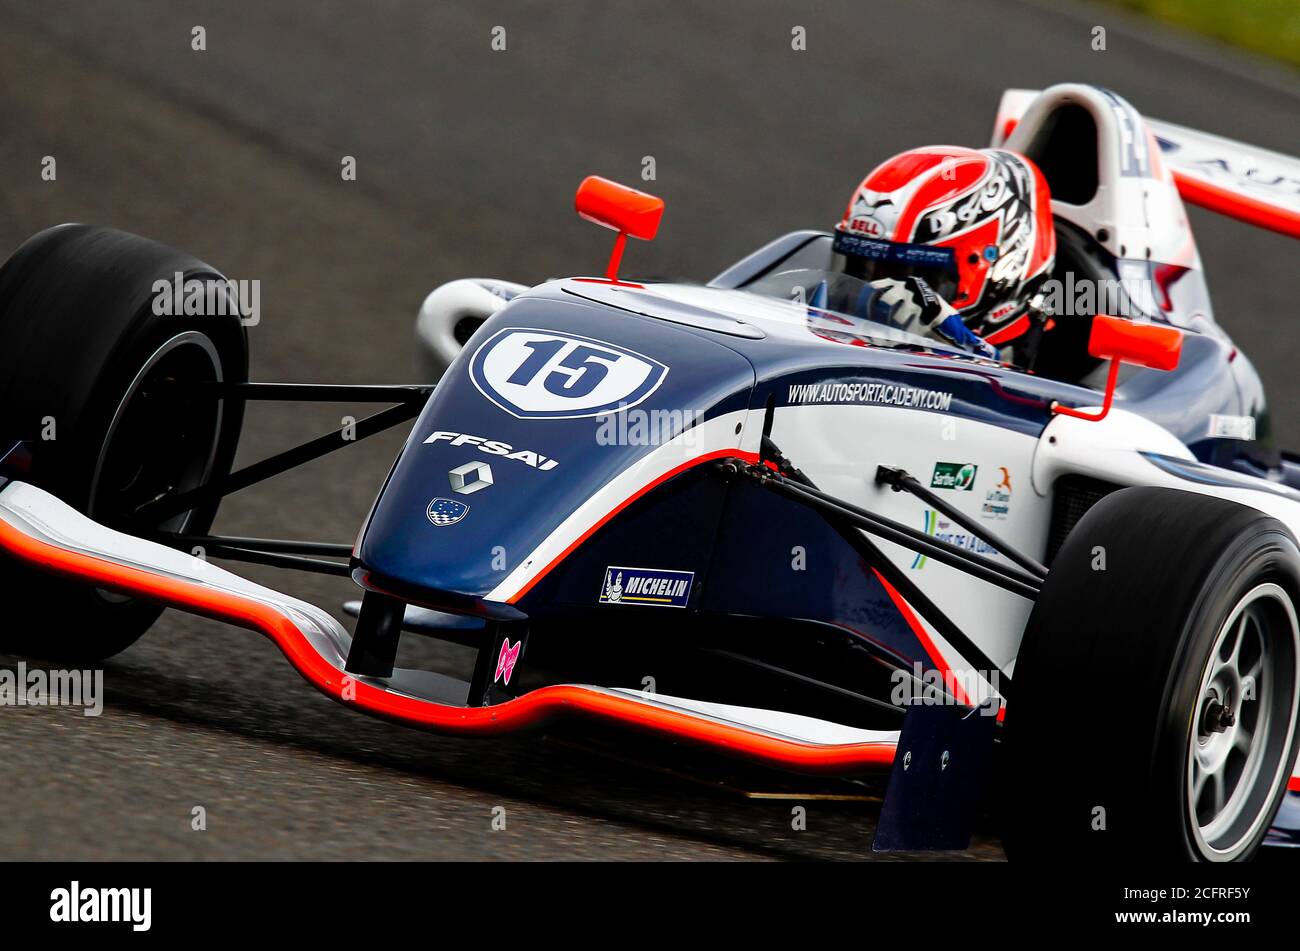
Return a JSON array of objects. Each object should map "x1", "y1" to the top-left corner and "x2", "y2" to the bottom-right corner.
[{"x1": 0, "y1": 0, "x2": 1296, "y2": 861}]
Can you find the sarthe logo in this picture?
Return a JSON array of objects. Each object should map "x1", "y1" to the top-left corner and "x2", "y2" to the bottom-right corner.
[{"x1": 930, "y1": 461, "x2": 977, "y2": 491}]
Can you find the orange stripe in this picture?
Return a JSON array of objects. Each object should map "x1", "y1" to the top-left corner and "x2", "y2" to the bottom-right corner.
[
  {"x1": 1173, "y1": 171, "x2": 1300, "y2": 240},
  {"x1": 506, "y1": 448, "x2": 758, "y2": 603},
  {"x1": 873, "y1": 568, "x2": 975, "y2": 707}
]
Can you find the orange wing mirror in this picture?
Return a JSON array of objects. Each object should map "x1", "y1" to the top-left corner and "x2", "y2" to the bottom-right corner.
[
  {"x1": 1088, "y1": 313, "x2": 1183, "y2": 371},
  {"x1": 1052, "y1": 315, "x2": 1183, "y2": 422},
  {"x1": 575, "y1": 176, "x2": 664, "y2": 283}
]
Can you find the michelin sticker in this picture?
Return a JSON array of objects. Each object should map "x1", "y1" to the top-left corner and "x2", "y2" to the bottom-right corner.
[{"x1": 599, "y1": 566, "x2": 694, "y2": 608}]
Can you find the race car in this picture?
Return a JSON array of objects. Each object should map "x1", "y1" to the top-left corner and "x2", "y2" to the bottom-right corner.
[{"x1": 2, "y1": 82, "x2": 1299, "y2": 861}]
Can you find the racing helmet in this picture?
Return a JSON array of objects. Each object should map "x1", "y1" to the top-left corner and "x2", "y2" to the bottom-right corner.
[{"x1": 834, "y1": 146, "x2": 1055, "y2": 344}]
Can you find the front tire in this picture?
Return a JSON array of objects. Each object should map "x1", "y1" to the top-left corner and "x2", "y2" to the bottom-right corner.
[
  {"x1": 1003, "y1": 486, "x2": 1300, "y2": 861},
  {"x1": 0, "y1": 225, "x2": 248, "y2": 661}
]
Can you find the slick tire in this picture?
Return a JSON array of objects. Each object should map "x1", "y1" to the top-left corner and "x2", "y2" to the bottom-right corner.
[
  {"x1": 1003, "y1": 486, "x2": 1300, "y2": 861},
  {"x1": 0, "y1": 225, "x2": 248, "y2": 661}
]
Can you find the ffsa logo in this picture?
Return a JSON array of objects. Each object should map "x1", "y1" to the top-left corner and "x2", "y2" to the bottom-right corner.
[{"x1": 50, "y1": 881, "x2": 151, "y2": 931}]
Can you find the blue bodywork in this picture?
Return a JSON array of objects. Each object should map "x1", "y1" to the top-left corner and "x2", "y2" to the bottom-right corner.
[{"x1": 356, "y1": 290, "x2": 754, "y2": 618}]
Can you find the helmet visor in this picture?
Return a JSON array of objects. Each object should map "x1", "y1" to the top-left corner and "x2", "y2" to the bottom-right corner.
[{"x1": 832, "y1": 230, "x2": 961, "y2": 303}]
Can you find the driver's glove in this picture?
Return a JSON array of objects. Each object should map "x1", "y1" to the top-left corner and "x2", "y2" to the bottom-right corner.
[{"x1": 870, "y1": 276, "x2": 997, "y2": 359}]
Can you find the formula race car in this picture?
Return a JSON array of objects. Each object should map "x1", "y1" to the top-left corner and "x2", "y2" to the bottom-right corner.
[{"x1": 3, "y1": 83, "x2": 1300, "y2": 861}]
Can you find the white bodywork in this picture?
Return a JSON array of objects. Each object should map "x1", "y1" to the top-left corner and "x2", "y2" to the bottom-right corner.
[
  {"x1": 0, "y1": 479, "x2": 351, "y2": 653},
  {"x1": 993, "y1": 84, "x2": 1201, "y2": 267},
  {"x1": 416, "y1": 278, "x2": 528, "y2": 381},
  {"x1": 993, "y1": 84, "x2": 1300, "y2": 242}
]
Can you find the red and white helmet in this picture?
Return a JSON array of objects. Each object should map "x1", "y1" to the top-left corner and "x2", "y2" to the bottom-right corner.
[{"x1": 834, "y1": 146, "x2": 1055, "y2": 343}]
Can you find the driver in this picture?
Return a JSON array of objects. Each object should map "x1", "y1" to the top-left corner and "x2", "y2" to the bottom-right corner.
[{"x1": 827, "y1": 145, "x2": 1056, "y2": 362}]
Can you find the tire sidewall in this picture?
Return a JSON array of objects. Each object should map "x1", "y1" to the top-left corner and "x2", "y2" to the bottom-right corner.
[
  {"x1": 67, "y1": 296, "x2": 246, "y2": 530},
  {"x1": 1157, "y1": 528, "x2": 1300, "y2": 860}
]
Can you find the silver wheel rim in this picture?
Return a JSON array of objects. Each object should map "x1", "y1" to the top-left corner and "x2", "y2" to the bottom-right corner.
[{"x1": 1186, "y1": 582, "x2": 1300, "y2": 860}]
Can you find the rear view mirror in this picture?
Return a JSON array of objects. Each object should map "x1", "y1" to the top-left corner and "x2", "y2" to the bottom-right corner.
[
  {"x1": 1088, "y1": 313, "x2": 1183, "y2": 370},
  {"x1": 575, "y1": 176, "x2": 665, "y2": 282},
  {"x1": 575, "y1": 176, "x2": 664, "y2": 239},
  {"x1": 1052, "y1": 315, "x2": 1183, "y2": 422}
]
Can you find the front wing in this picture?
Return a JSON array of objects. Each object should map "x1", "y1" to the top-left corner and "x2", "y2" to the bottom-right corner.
[{"x1": 0, "y1": 478, "x2": 898, "y2": 775}]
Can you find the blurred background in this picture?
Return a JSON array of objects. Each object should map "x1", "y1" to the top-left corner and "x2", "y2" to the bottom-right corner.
[{"x1": 0, "y1": 0, "x2": 1296, "y2": 860}]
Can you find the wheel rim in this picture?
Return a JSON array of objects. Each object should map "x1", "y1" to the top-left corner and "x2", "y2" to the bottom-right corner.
[
  {"x1": 88, "y1": 331, "x2": 224, "y2": 604},
  {"x1": 1186, "y1": 582, "x2": 1300, "y2": 859}
]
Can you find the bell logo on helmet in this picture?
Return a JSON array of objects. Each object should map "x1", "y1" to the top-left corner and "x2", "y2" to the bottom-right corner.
[
  {"x1": 849, "y1": 215, "x2": 886, "y2": 238},
  {"x1": 470, "y1": 328, "x2": 668, "y2": 419}
]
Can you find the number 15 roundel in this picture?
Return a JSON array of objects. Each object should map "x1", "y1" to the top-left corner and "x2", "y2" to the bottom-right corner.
[{"x1": 469, "y1": 328, "x2": 669, "y2": 419}]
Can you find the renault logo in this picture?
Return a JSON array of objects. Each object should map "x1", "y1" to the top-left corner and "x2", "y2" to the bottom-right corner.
[{"x1": 449, "y1": 461, "x2": 493, "y2": 495}]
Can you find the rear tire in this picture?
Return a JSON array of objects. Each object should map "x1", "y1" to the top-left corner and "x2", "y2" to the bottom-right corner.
[
  {"x1": 0, "y1": 225, "x2": 248, "y2": 661},
  {"x1": 1003, "y1": 486, "x2": 1300, "y2": 861}
]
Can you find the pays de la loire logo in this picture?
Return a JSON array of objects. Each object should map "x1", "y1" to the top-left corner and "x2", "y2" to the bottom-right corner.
[{"x1": 469, "y1": 328, "x2": 668, "y2": 419}]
